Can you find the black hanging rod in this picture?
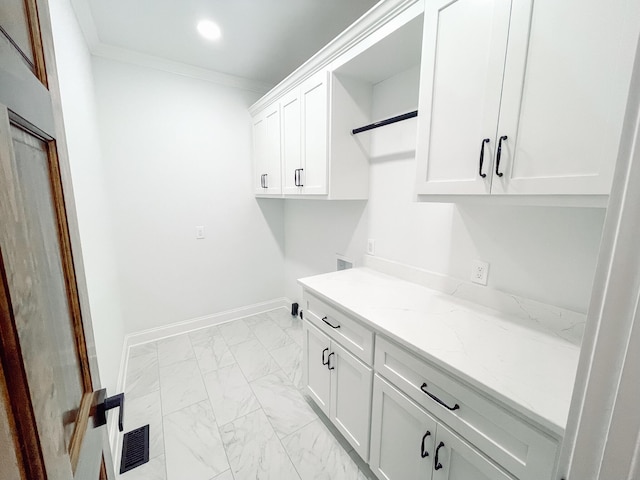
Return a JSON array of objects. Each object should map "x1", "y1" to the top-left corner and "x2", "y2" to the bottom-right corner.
[{"x1": 351, "y1": 110, "x2": 418, "y2": 135}]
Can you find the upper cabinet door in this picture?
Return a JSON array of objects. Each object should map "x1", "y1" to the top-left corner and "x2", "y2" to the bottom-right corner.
[
  {"x1": 281, "y1": 88, "x2": 302, "y2": 195},
  {"x1": 264, "y1": 103, "x2": 282, "y2": 195},
  {"x1": 301, "y1": 71, "x2": 329, "y2": 195},
  {"x1": 415, "y1": 0, "x2": 512, "y2": 194},
  {"x1": 492, "y1": 0, "x2": 640, "y2": 195},
  {"x1": 252, "y1": 113, "x2": 267, "y2": 194}
]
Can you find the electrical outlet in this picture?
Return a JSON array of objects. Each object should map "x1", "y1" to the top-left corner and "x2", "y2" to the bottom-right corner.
[
  {"x1": 367, "y1": 239, "x2": 376, "y2": 255},
  {"x1": 471, "y1": 260, "x2": 489, "y2": 285},
  {"x1": 196, "y1": 226, "x2": 205, "y2": 239}
]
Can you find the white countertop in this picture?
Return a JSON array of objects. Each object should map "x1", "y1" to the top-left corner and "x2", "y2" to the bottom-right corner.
[{"x1": 298, "y1": 267, "x2": 580, "y2": 437}]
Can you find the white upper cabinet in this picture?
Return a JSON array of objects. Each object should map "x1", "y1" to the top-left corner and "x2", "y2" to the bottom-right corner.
[
  {"x1": 416, "y1": 0, "x2": 511, "y2": 194},
  {"x1": 281, "y1": 88, "x2": 302, "y2": 195},
  {"x1": 253, "y1": 103, "x2": 281, "y2": 196},
  {"x1": 416, "y1": 0, "x2": 640, "y2": 197},
  {"x1": 300, "y1": 71, "x2": 329, "y2": 195}
]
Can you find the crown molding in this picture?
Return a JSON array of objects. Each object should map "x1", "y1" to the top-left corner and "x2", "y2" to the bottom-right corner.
[
  {"x1": 68, "y1": 0, "x2": 271, "y2": 94},
  {"x1": 248, "y1": 0, "x2": 422, "y2": 115}
]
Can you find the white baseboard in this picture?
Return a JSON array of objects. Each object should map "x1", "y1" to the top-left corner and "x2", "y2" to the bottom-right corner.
[{"x1": 108, "y1": 297, "x2": 292, "y2": 468}]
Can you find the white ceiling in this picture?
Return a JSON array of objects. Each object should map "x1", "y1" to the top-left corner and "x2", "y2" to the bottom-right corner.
[{"x1": 79, "y1": 0, "x2": 379, "y2": 88}]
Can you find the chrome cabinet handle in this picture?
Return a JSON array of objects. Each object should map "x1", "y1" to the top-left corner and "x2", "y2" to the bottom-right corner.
[
  {"x1": 420, "y1": 383, "x2": 460, "y2": 411},
  {"x1": 495, "y1": 135, "x2": 507, "y2": 177},
  {"x1": 420, "y1": 431, "x2": 431, "y2": 458},
  {"x1": 479, "y1": 138, "x2": 490, "y2": 178}
]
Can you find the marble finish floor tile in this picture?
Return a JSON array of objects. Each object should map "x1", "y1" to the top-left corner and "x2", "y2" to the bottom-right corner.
[
  {"x1": 270, "y1": 342, "x2": 303, "y2": 388},
  {"x1": 159, "y1": 359, "x2": 207, "y2": 414},
  {"x1": 128, "y1": 342, "x2": 158, "y2": 360},
  {"x1": 203, "y1": 364, "x2": 260, "y2": 426},
  {"x1": 211, "y1": 470, "x2": 235, "y2": 480},
  {"x1": 191, "y1": 330, "x2": 235, "y2": 374},
  {"x1": 230, "y1": 338, "x2": 281, "y2": 382},
  {"x1": 220, "y1": 409, "x2": 300, "y2": 480},
  {"x1": 282, "y1": 419, "x2": 360, "y2": 480},
  {"x1": 285, "y1": 322, "x2": 304, "y2": 347},
  {"x1": 118, "y1": 454, "x2": 166, "y2": 480},
  {"x1": 219, "y1": 320, "x2": 254, "y2": 346},
  {"x1": 250, "y1": 370, "x2": 317, "y2": 438},
  {"x1": 125, "y1": 351, "x2": 160, "y2": 400},
  {"x1": 157, "y1": 334, "x2": 195, "y2": 367},
  {"x1": 243, "y1": 312, "x2": 271, "y2": 327},
  {"x1": 267, "y1": 308, "x2": 298, "y2": 329},
  {"x1": 164, "y1": 400, "x2": 229, "y2": 480},
  {"x1": 253, "y1": 319, "x2": 294, "y2": 351},
  {"x1": 122, "y1": 390, "x2": 164, "y2": 460}
]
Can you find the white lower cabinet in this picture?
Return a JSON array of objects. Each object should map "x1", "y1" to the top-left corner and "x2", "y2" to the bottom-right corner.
[
  {"x1": 371, "y1": 375, "x2": 514, "y2": 480},
  {"x1": 302, "y1": 320, "x2": 373, "y2": 460}
]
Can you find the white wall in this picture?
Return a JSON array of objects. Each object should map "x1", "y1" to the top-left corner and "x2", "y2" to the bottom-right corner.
[
  {"x1": 284, "y1": 66, "x2": 606, "y2": 313},
  {"x1": 91, "y1": 57, "x2": 285, "y2": 333},
  {"x1": 48, "y1": 0, "x2": 125, "y2": 394}
]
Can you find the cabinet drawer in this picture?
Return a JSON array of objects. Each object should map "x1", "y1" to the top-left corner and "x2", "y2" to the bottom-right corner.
[
  {"x1": 304, "y1": 292, "x2": 374, "y2": 365},
  {"x1": 375, "y1": 336, "x2": 558, "y2": 480}
]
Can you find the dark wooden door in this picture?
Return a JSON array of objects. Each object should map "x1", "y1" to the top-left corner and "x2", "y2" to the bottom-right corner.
[{"x1": 0, "y1": 1, "x2": 114, "y2": 479}]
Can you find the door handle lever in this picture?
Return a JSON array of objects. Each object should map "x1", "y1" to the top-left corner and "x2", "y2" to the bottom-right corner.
[{"x1": 95, "y1": 389, "x2": 125, "y2": 432}]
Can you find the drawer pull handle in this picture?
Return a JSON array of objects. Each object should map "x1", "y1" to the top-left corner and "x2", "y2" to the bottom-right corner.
[
  {"x1": 434, "y1": 441, "x2": 445, "y2": 471},
  {"x1": 321, "y1": 348, "x2": 329, "y2": 366},
  {"x1": 478, "y1": 138, "x2": 489, "y2": 178},
  {"x1": 495, "y1": 135, "x2": 507, "y2": 177},
  {"x1": 322, "y1": 316, "x2": 341, "y2": 329},
  {"x1": 420, "y1": 431, "x2": 431, "y2": 458},
  {"x1": 420, "y1": 383, "x2": 460, "y2": 411},
  {"x1": 327, "y1": 352, "x2": 335, "y2": 370}
]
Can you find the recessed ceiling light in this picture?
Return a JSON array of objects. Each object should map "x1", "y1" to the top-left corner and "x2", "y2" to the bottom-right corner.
[{"x1": 197, "y1": 19, "x2": 222, "y2": 41}]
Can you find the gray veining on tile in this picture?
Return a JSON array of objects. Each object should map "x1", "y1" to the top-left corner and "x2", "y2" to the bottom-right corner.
[
  {"x1": 159, "y1": 359, "x2": 207, "y2": 414},
  {"x1": 191, "y1": 330, "x2": 235, "y2": 374},
  {"x1": 129, "y1": 342, "x2": 158, "y2": 360},
  {"x1": 125, "y1": 351, "x2": 160, "y2": 400},
  {"x1": 211, "y1": 470, "x2": 235, "y2": 480},
  {"x1": 203, "y1": 364, "x2": 260, "y2": 426},
  {"x1": 122, "y1": 390, "x2": 164, "y2": 460},
  {"x1": 188, "y1": 325, "x2": 220, "y2": 344},
  {"x1": 250, "y1": 370, "x2": 317, "y2": 438},
  {"x1": 157, "y1": 335, "x2": 195, "y2": 367},
  {"x1": 118, "y1": 454, "x2": 166, "y2": 480},
  {"x1": 282, "y1": 419, "x2": 360, "y2": 480},
  {"x1": 164, "y1": 401, "x2": 229, "y2": 480},
  {"x1": 220, "y1": 409, "x2": 300, "y2": 480},
  {"x1": 253, "y1": 319, "x2": 294, "y2": 351},
  {"x1": 270, "y1": 342, "x2": 303, "y2": 388},
  {"x1": 267, "y1": 308, "x2": 298, "y2": 329},
  {"x1": 243, "y1": 312, "x2": 271, "y2": 327},
  {"x1": 230, "y1": 338, "x2": 280, "y2": 382},
  {"x1": 285, "y1": 321, "x2": 303, "y2": 347},
  {"x1": 219, "y1": 320, "x2": 254, "y2": 346}
]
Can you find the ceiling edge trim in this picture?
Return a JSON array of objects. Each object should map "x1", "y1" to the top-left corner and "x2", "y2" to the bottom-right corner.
[
  {"x1": 248, "y1": 0, "x2": 422, "y2": 114},
  {"x1": 90, "y1": 43, "x2": 272, "y2": 94}
]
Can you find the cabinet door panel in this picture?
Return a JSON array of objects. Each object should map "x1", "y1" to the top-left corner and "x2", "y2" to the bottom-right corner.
[
  {"x1": 370, "y1": 375, "x2": 437, "y2": 480},
  {"x1": 494, "y1": 0, "x2": 640, "y2": 194},
  {"x1": 416, "y1": 0, "x2": 512, "y2": 194},
  {"x1": 264, "y1": 105, "x2": 282, "y2": 194},
  {"x1": 433, "y1": 425, "x2": 514, "y2": 480},
  {"x1": 281, "y1": 89, "x2": 301, "y2": 195},
  {"x1": 253, "y1": 114, "x2": 267, "y2": 194},
  {"x1": 301, "y1": 71, "x2": 328, "y2": 195},
  {"x1": 303, "y1": 321, "x2": 331, "y2": 416},
  {"x1": 330, "y1": 341, "x2": 372, "y2": 460}
]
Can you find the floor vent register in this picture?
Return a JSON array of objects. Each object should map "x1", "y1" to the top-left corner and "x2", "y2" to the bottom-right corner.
[{"x1": 120, "y1": 424, "x2": 150, "y2": 474}]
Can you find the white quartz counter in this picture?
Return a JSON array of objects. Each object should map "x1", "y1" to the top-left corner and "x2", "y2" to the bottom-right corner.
[{"x1": 298, "y1": 267, "x2": 580, "y2": 437}]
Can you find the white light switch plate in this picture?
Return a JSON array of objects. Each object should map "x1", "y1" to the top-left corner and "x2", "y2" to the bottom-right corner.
[{"x1": 196, "y1": 226, "x2": 205, "y2": 239}]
